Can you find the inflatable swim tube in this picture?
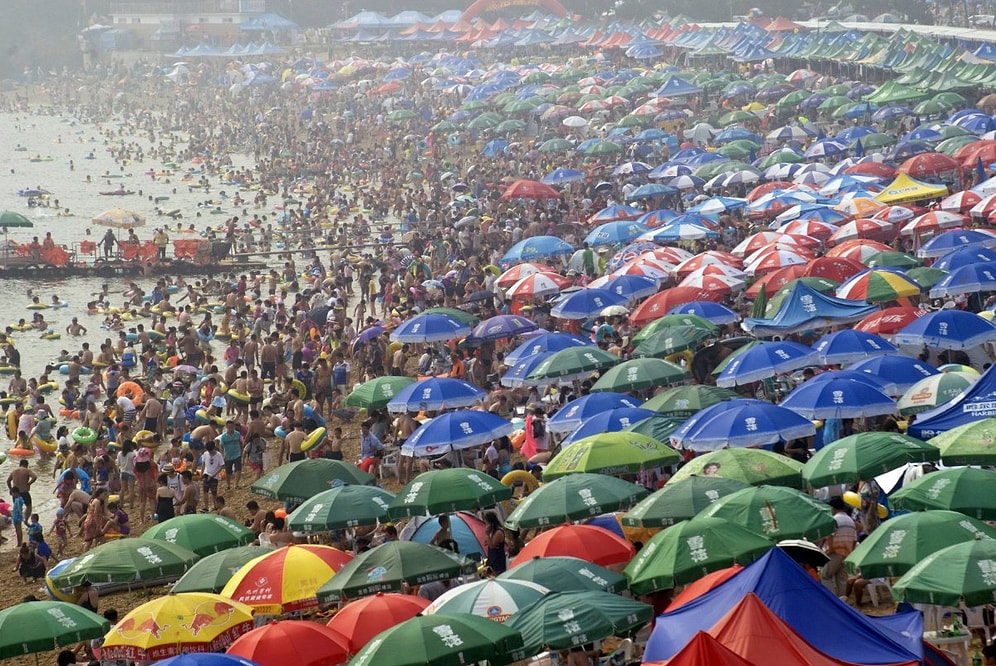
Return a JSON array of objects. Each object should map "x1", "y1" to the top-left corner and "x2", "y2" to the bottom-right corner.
[
  {"x1": 116, "y1": 381, "x2": 144, "y2": 406},
  {"x1": 7, "y1": 446, "x2": 34, "y2": 457},
  {"x1": 501, "y1": 470, "x2": 540, "y2": 495},
  {"x1": 33, "y1": 436, "x2": 57, "y2": 454},
  {"x1": 227, "y1": 389, "x2": 250, "y2": 406},
  {"x1": 71, "y1": 427, "x2": 97, "y2": 445},
  {"x1": 300, "y1": 427, "x2": 327, "y2": 452}
]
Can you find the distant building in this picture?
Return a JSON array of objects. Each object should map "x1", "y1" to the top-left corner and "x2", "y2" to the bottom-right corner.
[{"x1": 108, "y1": 0, "x2": 267, "y2": 48}]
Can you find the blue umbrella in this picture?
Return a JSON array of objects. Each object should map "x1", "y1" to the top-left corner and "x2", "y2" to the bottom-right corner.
[
  {"x1": 626, "y1": 183, "x2": 677, "y2": 201},
  {"x1": 888, "y1": 141, "x2": 932, "y2": 161},
  {"x1": 152, "y1": 656, "x2": 261, "y2": 666},
  {"x1": 386, "y1": 377, "x2": 487, "y2": 413},
  {"x1": 835, "y1": 125, "x2": 875, "y2": 142},
  {"x1": 634, "y1": 209, "x2": 680, "y2": 228},
  {"x1": 872, "y1": 105, "x2": 912, "y2": 121},
  {"x1": 467, "y1": 314, "x2": 538, "y2": 342},
  {"x1": 505, "y1": 332, "x2": 593, "y2": 365},
  {"x1": 401, "y1": 411, "x2": 514, "y2": 455},
  {"x1": 548, "y1": 392, "x2": 645, "y2": 434},
  {"x1": 848, "y1": 355, "x2": 938, "y2": 394},
  {"x1": 780, "y1": 376, "x2": 896, "y2": 419},
  {"x1": 715, "y1": 341, "x2": 820, "y2": 388},
  {"x1": 667, "y1": 301, "x2": 740, "y2": 325},
  {"x1": 811, "y1": 329, "x2": 898, "y2": 365},
  {"x1": 405, "y1": 513, "x2": 486, "y2": 559},
  {"x1": 929, "y1": 261, "x2": 996, "y2": 298},
  {"x1": 590, "y1": 275, "x2": 660, "y2": 300},
  {"x1": 559, "y1": 407, "x2": 660, "y2": 446},
  {"x1": 635, "y1": 128, "x2": 668, "y2": 141},
  {"x1": 612, "y1": 161, "x2": 653, "y2": 176},
  {"x1": 803, "y1": 369, "x2": 900, "y2": 397},
  {"x1": 389, "y1": 314, "x2": 471, "y2": 343},
  {"x1": 584, "y1": 221, "x2": 650, "y2": 247},
  {"x1": 588, "y1": 204, "x2": 643, "y2": 223},
  {"x1": 933, "y1": 247, "x2": 996, "y2": 271},
  {"x1": 550, "y1": 288, "x2": 628, "y2": 320},
  {"x1": 894, "y1": 310, "x2": 996, "y2": 351},
  {"x1": 648, "y1": 163, "x2": 692, "y2": 180},
  {"x1": 671, "y1": 399, "x2": 816, "y2": 450},
  {"x1": 500, "y1": 351, "x2": 555, "y2": 388},
  {"x1": 542, "y1": 167, "x2": 585, "y2": 185},
  {"x1": 918, "y1": 230, "x2": 996, "y2": 259},
  {"x1": 642, "y1": 222, "x2": 717, "y2": 242},
  {"x1": 500, "y1": 236, "x2": 574, "y2": 268}
]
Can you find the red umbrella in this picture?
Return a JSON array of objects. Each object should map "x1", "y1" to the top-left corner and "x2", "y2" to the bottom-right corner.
[
  {"x1": 496, "y1": 262, "x2": 556, "y2": 288},
  {"x1": 900, "y1": 211, "x2": 968, "y2": 237},
  {"x1": 630, "y1": 287, "x2": 721, "y2": 325},
  {"x1": 512, "y1": 525, "x2": 635, "y2": 568},
  {"x1": 871, "y1": 204, "x2": 926, "y2": 224},
  {"x1": 854, "y1": 306, "x2": 931, "y2": 335},
  {"x1": 506, "y1": 272, "x2": 573, "y2": 300},
  {"x1": 227, "y1": 621, "x2": 350, "y2": 666},
  {"x1": 778, "y1": 219, "x2": 839, "y2": 240},
  {"x1": 827, "y1": 218, "x2": 896, "y2": 245},
  {"x1": 673, "y1": 251, "x2": 742, "y2": 277},
  {"x1": 940, "y1": 190, "x2": 982, "y2": 213},
  {"x1": 745, "y1": 264, "x2": 807, "y2": 298},
  {"x1": 897, "y1": 152, "x2": 961, "y2": 179},
  {"x1": 500, "y1": 179, "x2": 562, "y2": 200},
  {"x1": 956, "y1": 139, "x2": 996, "y2": 169},
  {"x1": 802, "y1": 256, "x2": 867, "y2": 283},
  {"x1": 326, "y1": 592, "x2": 430, "y2": 654},
  {"x1": 970, "y1": 193, "x2": 996, "y2": 219},
  {"x1": 844, "y1": 162, "x2": 896, "y2": 178},
  {"x1": 744, "y1": 248, "x2": 813, "y2": 276},
  {"x1": 746, "y1": 181, "x2": 793, "y2": 202}
]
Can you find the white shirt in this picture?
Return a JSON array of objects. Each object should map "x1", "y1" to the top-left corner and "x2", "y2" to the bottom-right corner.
[{"x1": 200, "y1": 450, "x2": 225, "y2": 478}]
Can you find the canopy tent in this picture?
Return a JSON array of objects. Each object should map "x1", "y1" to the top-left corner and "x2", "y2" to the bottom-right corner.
[
  {"x1": 742, "y1": 282, "x2": 878, "y2": 336},
  {"x1": 874, "y1": 174, "x2": 950, "y2": 205},
  {"x1": 907, "y1": 362, "x2": 996, "y2": 439}
]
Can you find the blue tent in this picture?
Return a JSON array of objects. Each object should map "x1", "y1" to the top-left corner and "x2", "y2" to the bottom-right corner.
[
  {"x1": 742, "y1": 282, "x2": 878, "y2": 336},
  {"x1": 907, "y1": 362, "x2": 996, "y2": 439},
  {"x1": 642, "y1": 548, "x2": 922, "y2": 664},
  {"x1": 654, "y1": 76, "x2": 703, "y2": 98}
]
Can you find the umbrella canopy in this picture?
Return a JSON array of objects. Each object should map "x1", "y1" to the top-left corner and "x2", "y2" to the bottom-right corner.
[
  {"x1": 390, "y1": 313, "x2": 470, "y2": 343},
  {"x1": 344, "y1": 376, "x2": 416, "y2": 410},
  {"x1": 501, "y1": 179, "x2": 562, "y2": 200},
  {"x1": 667, "y1": 301, "x2": 741, "y2": 325},
  {"x1": 387, "y1": 468, "x2": 512, "y2": 518},
  {"x1": 897, "y1": 371, "x2": 978, "y2": 415},
  {"x1": 171, "y1": 546, "x2": 273, "y2": 594},
  {"x1": 927, "y1": 418, "x2": 996, "y2": 465},
  {"x1": 468, "y1": 314, "x2": 539, "y2": 342},
  {"x1": 893, "y1": 539, "x2": 996, "y2": 606},
  {"x1": 0, "y1": 600, "x2": 109, "y2": 659},
  {"x1": 558, "y1": 408, "x2": 660, "y2": 446},
  {"x1": 511, "y1": 524, "x2": 635, "y2": 567},
  {"x1": 400, "y1": 411, "x2": 514, "y2": 457},
  {"x1": 835, "y1": 268, "x2": 922, "y2": 303},
  {"x1": 585, "y1": 220, "x2": 650, "y2": 246},
  {"x1": 226, "y1": 621, "x2": 349, "y2": 666},
  {"x1": 287, "y1": 485, "x2": 395, "y2": 531},
  {"x1": 141, "y1": 515, "x2": 253, "y2": 557},
  {"x1": 848, "y1": 354, "x2": 938, "y2": 393},
  {"x1": 642, "y1": 385, "x2": 740, "y2": 418},
  {"x1": 317, "y1": 541, "x2": 476, "y2": 604},
  {"x1": 846, "y1": 510, "x2": 996, "y2": 579},
  {"x1": 505, "y1": 332, "x2": 593, "y2": 366},
  {"x1": 49, "y1": 537, "x2": 199, "y2": 587},
  {"x1": 386, "y1": 377, "x2": 487, "y2": 413},
  {"x1": 220, "y1": 545, "x2": 353, "y2": 614},
  {"x1": 702, "y1": 485, "x2": 836, "y2": 541},
  {"x1": 504, "y1": 473, "x2": 648, "y2": 530},
  {"x1": 425, "y1": 578, "x2": 549, "y2": 622},
  {"x1": 543, "y1": 432, "x2": 679, "y2": 479},
  {"x1": 590, "y1": 358, "x2": 688, "y2": 392},
  {"x1": 325, "y1": 592, "x2": 430, "y2": 655},
  {"x1": 101, "y1": 593, "x2": 254, "y2": 662},
  {"x1": 714, "y1": 341, "x2": 819, "y2": 387},
  {"x1": 779, "y1": 376, "x2": 896, "y2": 419},
  {"x1": 929, "y1": 261, "x2": 996, "y2": 298},
  {"x1": 630, "y1": 325, "x2": 714, "y2": 358},
  {"x1": 506, "y1": 272, "x2": 571, "y2": 300},
  {"x1": 92, "y1": 208, "x2": 145, "y2": 228},
  {"x1": 251, "y1": 459, "x2": 374, "y2": 504},
  {"x1": 497, "y1": 556, "x2": 628, "y2": 593},
  {"x1": 547, "y1": 392, "x2": 643, "y2": 433},
  {"x1": 622, "y1": 476, "x2": 752, "y2": 528},
  {"x1": 526, "y1": 346, "x2": 620, "y2": 382},
  {"x1": 803, "y1": 431, "x2": 939, "y2": 488},
  {"x1": 669, "y1": 448, "x2": 805, "y2": 488},
  {"x1": 671, "y1": 399, "x2": 816, "y2": 449},
  {"x1": 624, "y1": 516, "x2": 773, "y2": 594},
  {"x1": 500, "y1": 236, "x2": 574, "y2": 267},
  {"x1": 811, "y1": 329, "x2": 898, "y2": 364},
  {"x1": 894, "y1": 310, "x2": 996, "y2": 350},
  {"x1": 550, "y1": 288, "x2": 628, "y2": 319},
  {"x1": 891, "y1": 467, "x2": 996, "y2": 518}
]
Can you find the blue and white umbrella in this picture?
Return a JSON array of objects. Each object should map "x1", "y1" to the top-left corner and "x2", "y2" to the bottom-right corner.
[
  {"x1": 933, "y1": 247, "x2": 996, "y2": 271},
  {"x1": 550, "y1": 288, "x2": 628, "y2": 320},
  {"x1": 386, "y1": 377, "x2": 487, "y2": 413},
  {"x1": 468, "y1": 314, "x2": 538, "y2": 342},
  {"x1": 686, "y1": 197, "x2": 748, "y2": 215},
  {"x1": 666, "y1": 301, "x2": 740, "y2": 325},
  {"x1": 401, "y1": 411, "x2": 514, "y2": 456},
  {"x1": 670, "y1": 399, "x2": 816, "y2": 450},
  {"x1": 648, "y1": 163, "x2": 692, "y2": 180},
  {"x1": 390, "y1": 313, "x2": 471, "y2": 343},
  {"x1": 848, "y1": 354, "x2": 938, "y2": 394},
  {"x1": 668, "y1": 175, "x2": 705, "y2": 190},
  {"x1": 918, "y1": 230, "x2": 996, "y2": 259},
  {"x1": 780, "y1": 376, "x2": 896, "y2": 419},
  {"x1": 584, "y1": 221, "x2": 650, "y2": 247},
  {"x1": 500, "y1": 235, "x2": 575, "y2": 268},
  {"x1": 929, "y1": 261, "x2": 996, "y2": 298},
  {"x1": 542, "y1": 167, "x2": 585, "y2": 185},
  {"x1": 612, "y1": 161, "x2": 653, "y2": 176},
  {"x1": 587, "y1": 274, "x2": 660, "y2": 300},
  {"x1": 640, "y1": 222, "x2": 718, "y2": 242},
  {"x1": 548, "y1": 392, "x2": 644, "y2": 434},
  {"x1": 505, "y1": 332, "x2": 593, "y2": 365},
  {"x1": 559, "y1": 407, "x2": 660, "y2": 446},
  {"x1": 501, "y1": 352, "x2": 554, "y2": 388},
  {"x1": 803, "y1": 369, "x2": 900, "y2": 397},
  {"x1": 715, "y1": 341, "x2": 820, "y2": 388},
  {"x1": 811, "y1": 329, "x2": 898, "y2": 365},
  {"x1": 626, "y1": 183, "x2": 677, "y2": 201},
  {"x1": 803, "y1": 139, "x2": 847, "y2": 158},
  {"x1": 894, "y1": 310, "x2": 996, "y2": 351}
]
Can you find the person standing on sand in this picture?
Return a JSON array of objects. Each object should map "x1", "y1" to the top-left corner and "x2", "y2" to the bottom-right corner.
[{"x1": 7, "y1": 459, "x2": 36, "y2": 518}]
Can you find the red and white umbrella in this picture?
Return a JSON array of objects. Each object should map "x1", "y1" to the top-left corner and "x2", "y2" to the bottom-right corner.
[
  {"x1": 678, "y1": 273, "x2": 746, "y2": 294},
  {"x1": 900, "y1": 211, "x2": 968, "y2": 237},
  {"x1": 803, "y1": 255, "x2": 867, "y2": 282},
  {"x1": 940, "y1": 190, "x2": 981, "y2": 213},
  {"x1": 683, "y1": 263, "x2": 747, "y2": 280},
  {"x1": 506, "y1": 272, "x2": 572, "y2": 300},
  {"x1": 823, "y1": 241, "x2": 893, "y2": 266},
  {"x1": 854, "y1": 306, "x2": 932, "y2": 335},
  {"x1": 647, "y1": 246, "x2": 694, "y2": 264},
  {"x1": 744, "y1": 248, "x2": 812, "y2": 276},
  {"x1": 612, "y1": 256, "x2": 673, "y2": 280},
  {"x1": 827, "y1": 218, "x2": 896, "y2": 245},
  {"x1": 745, "y1": 264, "x2": 807, "y2": 298},
  {"x1": 969, "y1": 193, "x2": 996, "y2": 219},
  {"x1": 496, "y1": 262, "x2": 556, "y2": 288},
  {"x1": 744, "y1": 242, "x2": 814, "y2": 266},
  {"x1": 871, "y1": 205, "x2": 925, "y2": 224},
  {"x1": 732, "y1": 231, "x2": 783, "y2": 257},
  {"x1": 777, "y1": 219, "x2": 839, "y2": 240},
  {"x1": 672, "y1": 251, "x2": 742, "y2": 277}
]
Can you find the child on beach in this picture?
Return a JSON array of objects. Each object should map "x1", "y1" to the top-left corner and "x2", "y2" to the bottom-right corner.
[
  {"x1": 26, "y1": 513, "x2": 41, "y2": 543},
  {"x1": 49, "y1": 507, "x2": 67, "y2": 558},
  {"x1": 10, "y1": 488, "x2": 24, "y2": 547}
]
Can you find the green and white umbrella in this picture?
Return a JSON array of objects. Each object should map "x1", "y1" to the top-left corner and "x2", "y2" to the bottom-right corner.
[
  {"x1": 251, "y1": 458, "x2": 375, "y2": 504},
  {"x1": 701, "y1": 485, "x2": 836, "y2": 541},
  {"x1": 893, "y1": 538, "x2": 996, "y2": 606},
  {"x1": 504, "y1": 473, "x2": 648, "y2": 530},
  {"x1": 542, "y1": 432, "x2": 680, "y2": 480},
  {"x1": 288, "y1": 485, "x2": 395, "y2": 531},
  {"x1": 897, "y1": 371, "x2": 978, "y2": 415},
  {"x1": 622, "y1": 476, "x2": 752, "y2": 527},
  {"x1": 141, "y1": 514, "x2": 254, "y2": 557},
  {"x1": 890, "y1": 467, "x2": 996, "y2": 519},
  {"x1": 526, "y1": 346, "x2": 620, "y2": 382},
  {"x1": 345, "y1": 376, "x2": 416, "y2": 409},
  {"x1": 386, "y1": 468, "x2": 512, "y2": 519},
  {"x1": 48, "y1": 537, "x2": 199, "y2": 587},
  {"x1": 0, "y1": 601, "x2": 110, "y2": 659},
  {"x1": 171, "y1": 545, "x2": 274, "y2": 593},
  {"x1": 801, "y1": 432, "x2": 939, "y2": 488},
  {"x1": 927, "y1": 418, "x2": 996, "y2": 465},
  {"x1": 633, "y1": 314, "x2": 718, "y2": 344},
  {"x1": 425, "y1": 579, "x2": 549, "y2": 622},
  {"x1": 497, "y1": 556, "x2": 629, "y2": 593},
  {"x1": 630, "y1": 326, "x2": 714, "y2": 358},
  {"x1": 669, "y1": 448, "x2": 804, "y2": 487},
  {"x1": 590, "y1": 358, "x2": 689, "y2": 392},
  {"x1": 641, "y1": 385, "x2": 740, "y2": 418}
]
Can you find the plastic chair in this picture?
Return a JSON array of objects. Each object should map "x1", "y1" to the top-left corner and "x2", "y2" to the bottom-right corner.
[
  {"x1": 866, "y1": 578, "x2": 893, "y2": 608},
  {"x1": 600, "y1": 639, "x2": 633, "y2": 666},
  {"x1": 962, "y1": 603, "x2": 994, "y2": 644},
  {"x1": 379, "y1": 447, "x2": 399, "y2": 479}
]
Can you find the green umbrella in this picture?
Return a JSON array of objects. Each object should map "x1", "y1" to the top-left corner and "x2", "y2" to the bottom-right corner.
[
  {"x1": 855, "y1": 132, "x2": 896, "y2": 150},
  {"x1": 386, "y1": 109, "x2": 417, "y2": 123},
  {"x1": 461, "y1": 100, "x2": 489, "y2": 111},
  {"x1": 670, "y1": 448, "x2": 804, "y2": 488},
  {"x1": 387, "y1": 468, "x2": 512, "y2": 519},
  {"x1": 526, "y1": 346, "x2": 620, "y2": 381},
  {"x1": 467, "y1": 114, "x2": 501, "y2": 130},
  {"x1": 624, "y1": 516, "x2": 773, "y2": 594},
  {"x1": 846, "y1": 510, "x2": 996, "y2": 578},
  {"x1": 694, "y1": 160, "x2": 751, "y2": 180},
  {"x1": 171, "y1": 545, "x2": 273, "y2": 593},
  {"x1": 345, "y1": 376, "x2": 416, "y2": 409},
  {"x1": 718, "y1": 110, "x2": 755, "y2": 126},
  {"x1": 802, "y1": 432, "x2": 940, "y2": 488},
  {"x1": 615, "y1": 114, "x2": 651, "y2": 128},
  {"x1": 702, "y1": 485, "x2": 836, "y2": 541},
  {"x1": 584, "y1": 140, "x2": 624, "y2": 155},
  {"x1": 288, "y1": 485, "x2": 395, "y2": 531},
  {"x1": 623, "y1": 415, "x2": 683, "y2": 442},
  {"x1": 424, "y1": 578, "x2": 549, "y2": 620},
  {"x1": 936, "y1": 135, "x2": 979, "y2": 155},
  {"x1": 538, "y1": 138, "x2": 575, "y2": 153},
  {"x1": 497, "y1": 555, "x2": 629, "y2": 593},
  {"x1": 641, "y1": 385, "x2": 739, "y2": 418},
  {"x1": 927, "y1": 418, "x2": 996, "y2": 464},
  {"x1": 590, "y1": 358, "x2": 689, "y2": 392},
  {"x1": 913, "y1": 98, "x2": 951, "y2": 116},
  {"x1": 776, "y1": 89, "x2": 812, "y2": 108},
  {"x1": 863, "y1": 251, "x2": 922, "y2": 269},
  {"x1": 764, "y1": 278, "x2": 840, "y2": 316},
  {"x1": 633, "y1": 314, "x2": 718, "y2": 344},
  {"x1": 0, "y1": 211, "x2": 33, "y2": 228},
  {"x1": 893, "y1": 538, "x2": 996, "y2": 606},
  {"x1": 504, "y1": 473, "x2": 648, "y2": 530},
  {"x1": 421, "y1": 307, "x2": 480, "y2": 325},
  {"x1": 431, "y1": 120, "x2": 459, "y2": 132},
  {"x1": 622, "y1": 475, "x2": 752, "y2": 528},
  {"x1": 818, "y1": 95, "x2": 852, "y2": 110},
  {"x1": 905, "y1": 266, "x2": 948, "y2": 289},
  {"x1": 503, "y1": 99, "x2": 538, "y2": 114},
  {"x1": 891, "y1": 467, "x2": 996, "y2": 519},
  {"x1": 49, "y1": 538, "x2": 199, "y2": 587},
  {"x1": 630, "y1": 325, "x2": 714, "y2": 358},
  {"x1": 542, "y1": 433, "x2": 680, "y2": 480},
  {"x1": 897, "y1": 371, "x2": 978, "y2": 416},
  {"x1": 822, "y1": 84, "x2": 852, "y2": 96},
  {"x1": 251, "y1": 458, "x2": 375, "y2": 504},
  {"x1": 141, "y1": 514, "x2": 254, "y2": 556},
  {"x1": 759, "y1": 149, "x2": 805, "y2": 167},
  {"x1": 0, "y1": 600, "x2": 110, "y2": 659},
  {"x1": 504, "y1": 591, "x2": 652, "y2": 653},
  {"x1": 495, "y1": 119, "x2": 527, "y2": 133},
  {"x1": 715, "y1": 143, "x2": 754, "y2": 159},
  {"x1": 316, "y1": 541, "x2": 476, "y2": 603}
]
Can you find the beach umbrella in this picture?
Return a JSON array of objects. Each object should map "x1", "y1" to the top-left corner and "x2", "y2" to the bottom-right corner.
[
  {"x1": 584, "y1": 220, "x2": 649, "y2": 246},
  {"x1": 390, "y1": 313, "x2": 470, "y2": 343},
  {"x1": 811, "y1": 329, "x2": 898, "y2": 364},
  {"x1": 506, "y1": 272, "x2": 570, "y2": 300},
  {"x1": 547, "y1": 392, "x2": 643, "y2": 434},
  {"x1": 802, "y1": 432, "x2": 939, "y2": 488},
  {"x1": 669, "y1": 448, "x2": 804, "y2": 487},
  {"x1": 499, "y1": 236, "x2": 574, "y2": 267},
  {"x1": 588, "y1": 274, "x2": 660, "y2": 300},
  {"x1": 863, "y1": 250, "x2": 922, "y2": 268},
  {"x1": 498, "y1": 556, "x2": 628, "y2": 593},
  {"x1": 505, "y1": 332, "x2": 592, "y2": 366},
  {"x1": 221, "y1": 545, "x2": 352, "y2": 614},
  {"x1": 543, "y1": 432, "x2": 679, "y2": 479},
  {"x1": 892, "y1": 539, "x2": 996, "y2": 606},
  {"x1": 251, "y1": 459, "x2": 374, "y2": 503},
  {"x1": 386, "y1": 377, "x2": 486, "y2": 413},
  {"x1": 501, "y1": 352, "x2": 555, "y2": 388},
  {"x1": 897, "y1": 371, "x2": 978, "y2": 415},
  {"x1": 0, "y1": 600, "x2": 109, "y2": 659},
  {"x1": 929, "y1": 261, "x2": 996, "y2": 298},
  {"x1": 505, "y1": 591, "x2": 652, "y2": 654},
  {"x1": 526, "y1": 346, "x2": 620, "y2": 382},
  {"x1": 171, "y1": 546, "x2": 273, "y2": 594},
  {"x1": 49, "y1": 538, "x2": 199, "y2": 587},
  {"x1": 918, "y1": 229, "x2": 996, "y2": 259},
  {"x1": 420, "y1": 308, "x2": 479, "y2": 325},
  {"x1": 317, "y1": 542, "x2": 476, "y2": 604},
  {"x1": 891, "y1": 467, "x2": 996, "y2": 518},
  {"x1": 425, "y1": 579, "x2": 549, "y2": 622},
  {"x1": 344, "y1": 376, "x2": 416, "y2": 409},
  {"x1": 590, "y1": 357, "x2": 689, "y2": 392},
  {"x1": 542, "y1": 166, "x2": 583, "y2": 184},
  {"x1": 714, "y1": 341, "x2": 819, "y2": 387},
  {"x1": 387, "y1": 468, "x2": 511, "y2": 518},
  {"x1": 624, "y1": 517, "x2": 773, "y2": 594},
  {"x1": 504, "y1": 473, "x2": 648, "y2": 530},
  {"x1": 845, "y1": 511, "x2": 996, "y2": 579},
  {"x1": 558, "y1": 408, "x2": 660, "y2": 446},
  {"x1": 401, "y1": 411, "x2": 514, "y2": 458},
  {"x1": 500, "y1": 178, "x2": 561, "y2": 200},
  {"x1": 148, "y1": 655, "x2": 257, "y2": 666},
  {"x1": 100, "y1": 593, "x2": 253, "y2": 662},
  {"x1": 496, "y1": 262, "x2": 557, "y2": 288},
  {"x1": 702, "y1": 485, "x2": 835, "y2": 541},
  {"x1": 671, "y1": 399, "x2": 816, "y2": 449},
  {"x1": 550, "y1": 288, "x2": 628, "y2": 319},
  {"x1": 848, "y1": 354, "x2": 938, "y2": 394},
  {"x1": 325, "y1": 593, "x2": 429, "y2": 654},
  {"x1": 854, "y1": 307, "x2": 932, "y2": 335},
  {"x1": 468, "y1": 314, "x2": 538, "y2": 341},
  {"x1": 905, "y1": 267, "x2": 948, "y2": 290},
  {"x1": 926, "y1": 418, "x2": 996, "y2": 465},
  {"x1": 630, "y1": 326, "x2": 713, "y2": 358},
  {"x1": 226, "y1": 621, "x2": 348, "y2": 666},
  {"x1": 287, "y1": 485, "x2": 394, "y2": 531},
  {"x1": 666, "y1": 301, "x2": 739, "y2": 325},
  {"x1": 779, "y1": 376, "x2": 896, "y2": 419},
  {"x1": 141, "y1": 514, "x2": 253, "y2": 557},
  {"x1": 511, "y1": 525, "x2": 635, "y2": 568},
  {"x1": 346, "y1": 613, "x2": 525, "y2": 666},
  {"x1": 835, "y1": 268, "x2": 922, "y2": 302},
  {"x1": 642, "y1": 385, "x2": 739, "y2": 418},
  {"x1": 894, "y1": 310, "x2": 996, "y2": 350},
  {"x1": 622, "y1": 476, "x2": 751, "y2": 528},
  {"x1": 92, "y1": 207, "x2": 145, "y2": 229}
]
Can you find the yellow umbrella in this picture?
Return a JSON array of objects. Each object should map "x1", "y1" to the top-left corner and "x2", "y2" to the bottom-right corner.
[
  {"x1": 91, "y1": 208, "x2": 146, "y2": 229},
  {"x1": 100, "y1": 593, "x2": 254, "y2": 662}
]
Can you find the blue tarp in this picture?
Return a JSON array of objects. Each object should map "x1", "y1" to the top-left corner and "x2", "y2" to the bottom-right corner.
[
  {"x1": 654, "y1": 75, "x2": 703, "y2": 97},
  {"x1": 742, "y1": 282, "x2": 878, "y2": 336},
  {"x1": 907, "y1": 361, "x2": 996, "y2": 439},
  {"x1": 642, "y1": 548, "x2": 923, "y2": 664}
]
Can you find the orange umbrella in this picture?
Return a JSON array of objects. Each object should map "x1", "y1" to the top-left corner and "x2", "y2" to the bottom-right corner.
[
  {"x1": 512, "y1": 524, "x2": 635, "y2": 568},
  {"x1": 326, "y1": 592, "x2": 430, "y2": 654},
  {"x1": 227, "y1": 620, "x2": 349, "y2": 666},
  {"x1": 221, "y1": 545, "x2": 353, "y2": 614}
]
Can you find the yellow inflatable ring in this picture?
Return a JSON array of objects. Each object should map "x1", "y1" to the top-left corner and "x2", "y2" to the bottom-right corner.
[
  {"x1": 501, "y1": 470, "x2": 540, "y2": 495},
  {"x1": 32, "y1": 437, "x2": 57, "y2": 454},
  {"x1": 843, "y1": 490, "x2": 888, "y2": 520},
  {"x1": 301, "y1": 426, "x2": 326, "y2": 452},
  {"x1": 227, "y1": 389, "x2": 251, "y2": 405}
]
